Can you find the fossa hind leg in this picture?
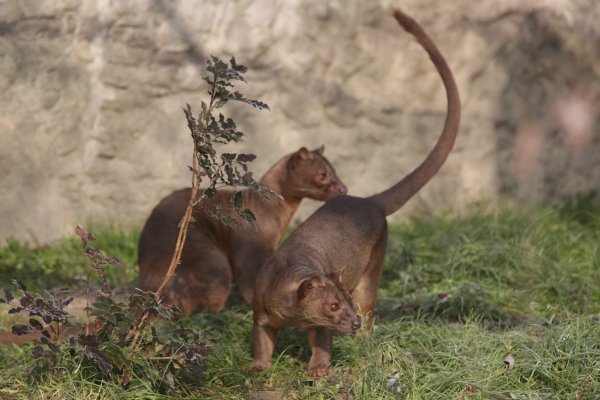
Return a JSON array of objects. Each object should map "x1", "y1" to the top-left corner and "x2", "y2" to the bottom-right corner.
[
  {"x1": 350, "y1": 231, "x2": 387, "y2": 330},
  {"x1": 164, "y1": 246, "x2": 233, "y2": 315}
]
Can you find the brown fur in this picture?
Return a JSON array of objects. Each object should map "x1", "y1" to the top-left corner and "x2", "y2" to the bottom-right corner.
[
  {"x1": 137, "y1": 146, "x2": 346, "y2": 315},
  {"x1": 250, "y1": 8, "x2": 461, "y2": 377}
]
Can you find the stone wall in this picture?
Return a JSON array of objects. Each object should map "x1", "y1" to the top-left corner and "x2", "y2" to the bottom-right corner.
[{"x1": 1, "y1": 0, "x2": 598, "y2": 245}]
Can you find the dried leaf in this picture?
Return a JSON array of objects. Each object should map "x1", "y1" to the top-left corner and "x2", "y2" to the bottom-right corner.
[
  {"x1": 504, "y1": 354, "x2": 515, "y2": 371},
  {"x1": 75, "y1": 225, "x2": 96, "y2": 242},
  {"x1": 121, "y1": 370, "x2": 131, "y2": 388},
  {"x1": 464, "y1": 384, "x2": 474, "y2": 395},
  {"x1": 386, "y1": 371, "x2": 400, "y2": 387},
  {"x1": 163, "y1": 371, "x2": 175, "y2": 389},
  {"x1": 437, "y1": 293, "x2": 450, "y2": 303}
]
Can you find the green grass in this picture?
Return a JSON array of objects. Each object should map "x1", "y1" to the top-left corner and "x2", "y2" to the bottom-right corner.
[
  {"x1": 0, "y1": 198, "x2": 599, "y2": 399},
  {"x1": 0, "y1": 225, "x2": 140, "y2": 293}
]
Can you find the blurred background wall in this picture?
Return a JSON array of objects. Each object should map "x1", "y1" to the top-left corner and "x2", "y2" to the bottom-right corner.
[{"x1": 0, "y1": 0, "x2": 598, "y2": 245}]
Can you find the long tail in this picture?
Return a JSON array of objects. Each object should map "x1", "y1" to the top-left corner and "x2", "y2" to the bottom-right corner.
[{"x1": 368, "y1": 8, "x2": 461, "y2": 216}]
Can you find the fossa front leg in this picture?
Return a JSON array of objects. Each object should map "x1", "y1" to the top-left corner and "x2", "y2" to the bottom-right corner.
[
  {"x1": 250, "y1": 321, "x2": 278, "y2": 372},
  {"x1": 306, "y1": 326, "x2": 333, "y2": 377}
]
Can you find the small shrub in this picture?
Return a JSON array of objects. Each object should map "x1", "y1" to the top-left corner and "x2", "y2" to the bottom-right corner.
[
  {"x1": 1, "y1": 226, "x2": 207, "y2": 393},
  {"x1": 1, "y1": 56, "x2": 270, "y2": 394}
]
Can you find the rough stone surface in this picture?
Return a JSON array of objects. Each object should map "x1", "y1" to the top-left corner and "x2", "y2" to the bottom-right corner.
[{"x1": 1, "y1": 0, "x2": 599, "y2": 245}]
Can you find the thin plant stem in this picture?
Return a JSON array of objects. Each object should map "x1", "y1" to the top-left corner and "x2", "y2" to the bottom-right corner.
[
  {"x1": 129, "y1": 142, "x2": 202, "y2": 349},
  {"x1": 156, "y1": 147, "x2": 200, "y2": 296}
]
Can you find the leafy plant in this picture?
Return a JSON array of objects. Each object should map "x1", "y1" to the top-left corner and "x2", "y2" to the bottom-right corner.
[
  {"x1": 3, "y1": 281, "x2": 71, "y2": 376},
  {"x1": 154, "y1": 56, "x2": 272, "y2": 296},
  {"x1": 1, "y1": 56, "x2": 269, "y2": 393},
  {"x1": 184, "y1": 55, "x2": 273, "y2": 227},
  {"x1": 1, "y1": 226, "x2": 208, "y2": 392}
]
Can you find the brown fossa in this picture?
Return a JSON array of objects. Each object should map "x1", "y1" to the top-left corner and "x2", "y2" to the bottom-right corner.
[
  {"x1": 138, "y1": 146, "x2": 347, "y2": 315},
  {"x1": 250, "y1": 8, "x2": 461, "y2": 377}
]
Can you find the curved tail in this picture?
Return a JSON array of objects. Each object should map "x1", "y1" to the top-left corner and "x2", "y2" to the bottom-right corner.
[{"x1": 368, "y1": 8, "x2": 461, "y2": 216}]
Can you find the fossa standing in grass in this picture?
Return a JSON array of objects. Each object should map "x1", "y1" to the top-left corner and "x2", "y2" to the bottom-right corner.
[{"x1": 250, "y1": 8, "x2": 461, "y2": 377}]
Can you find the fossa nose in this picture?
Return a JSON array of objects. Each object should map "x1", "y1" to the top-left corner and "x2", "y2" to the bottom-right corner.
[{"x1": 351, "y1": 315, "x2": 362, "y2": 331}]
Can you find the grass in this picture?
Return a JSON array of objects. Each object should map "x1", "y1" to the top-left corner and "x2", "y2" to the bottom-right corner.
[
  {"x1": 0, "y1": 225, "x2": 140, "y2": 294},
  {"x1": 0, "y1": 197, "x2": 599, "y2": 399}
]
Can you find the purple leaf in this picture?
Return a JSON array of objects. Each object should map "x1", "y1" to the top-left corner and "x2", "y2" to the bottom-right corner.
[
  {"x1": 20, "y1": 296, "x2": 32, "y2": 307},
  {"x1": 84, "y1": 247, "x2": 102, "y2": 259},
  {"x1": 32, "y1": 345, "x2": 44, "y2": 359},
  {"x1": 13, "y1": 279, "x2": 27, "y2": 292},
  {"x1": 12, "y1": 324, "x2": 33, "y2": 336},
  {"x1": 85, "y1": 347, "x2": 112, "y2": 376},
  {"x1": 62, "y1": 297, "x2": 74, "y2": 307},
  {"x1": 75, "y1": 225, "x2": 96, "y2": 242},
  {"x1": 3, "y1": 288, "x2": 14, "y2": 302},
  {"x1": 236, "y1": 153, "x2": 257, "y2": 163},
  {"x1": 29, "y1": 318, "x2": 44, "y2": 331},
  {"x1": 100, "y1": 256, "x2": 122, "y2": 267},
  {"x1": 78, "y1": 334, "x2": 101, "y2": 348}
]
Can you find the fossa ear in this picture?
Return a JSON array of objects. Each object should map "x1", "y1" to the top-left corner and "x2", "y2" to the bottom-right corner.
[
  {"x1": 290, "y1": 147, "x2": 313, "y2": 169},
  {"x1": 327, "y1": 271, "x2": 342, "y2": 284},
  {"x1": 296, "y1": 147, "x2": 313, "y2": 160},
  {"x1": 297, "y1": 276, "x2": 324, "y2": 299}
]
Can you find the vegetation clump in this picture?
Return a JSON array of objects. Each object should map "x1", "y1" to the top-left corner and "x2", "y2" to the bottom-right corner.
[
  {"x1": 0, "y1": 56, "x2": 270, "y2": 395},
  {"x1": 1, "y1": 197, "x2": 598, "y2": 398}
]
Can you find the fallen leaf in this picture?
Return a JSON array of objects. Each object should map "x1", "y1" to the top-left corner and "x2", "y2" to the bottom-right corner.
[
  {"x1": 437, "y1": 293, "x2": 450, "y2": 303},
  {"x1": 121, "y1": 370, "x2": 131, "y2": 388},
  {"x1": 386, "y1": 371, "x2": 400, "y2": 387},
  {"x1": 504, "y1": 354, "x2": 515, "y2": 371},
  {"x1": 464, "y1": 384, "x2": 474, "y2": 395}
]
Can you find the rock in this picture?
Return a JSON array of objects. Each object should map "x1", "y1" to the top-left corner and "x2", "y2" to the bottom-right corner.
[{"x1": 0, "y1": 0, "x2": 599, "y2": 245}]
